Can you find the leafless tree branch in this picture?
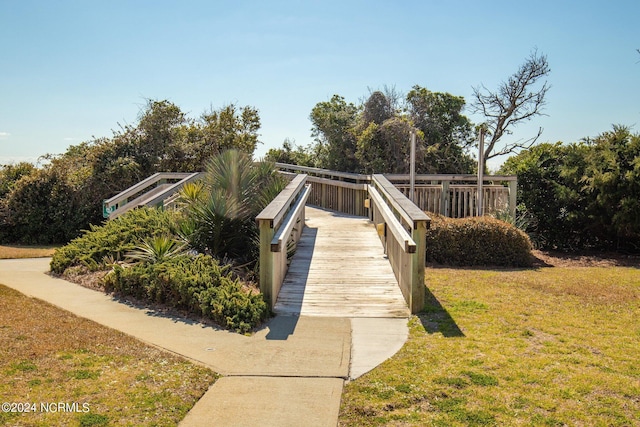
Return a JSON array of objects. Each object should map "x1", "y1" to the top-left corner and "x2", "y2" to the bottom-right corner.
[{"x1": 471, "y1": 49, "x2": 550, "y2": 161}]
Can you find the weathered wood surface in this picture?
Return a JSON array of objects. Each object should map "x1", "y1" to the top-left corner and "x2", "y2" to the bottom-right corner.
[{"x1": 273, "y1": 206, "x2": 411, "y2": 318}]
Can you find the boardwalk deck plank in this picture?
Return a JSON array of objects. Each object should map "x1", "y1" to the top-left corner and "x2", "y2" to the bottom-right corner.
[{"x1": 273, "y1": 206, "x2": 410, "y2": 318}]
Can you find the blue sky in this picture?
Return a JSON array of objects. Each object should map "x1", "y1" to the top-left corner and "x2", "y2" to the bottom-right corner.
[{"x1": 1, "y1": 0, "x2": 638, "y2": 170}]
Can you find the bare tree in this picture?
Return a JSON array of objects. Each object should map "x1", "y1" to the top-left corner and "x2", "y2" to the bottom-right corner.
[{"x1": 471, "y1": 50, "x2": 550, "y2": 161}]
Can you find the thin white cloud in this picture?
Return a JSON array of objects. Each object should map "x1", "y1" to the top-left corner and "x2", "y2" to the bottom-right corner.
[
  {"x1": 0, "y1": 132, "x2": 10, "y2": 139},
  {"x1": 0, "y1": 155, "x2": 41, "y2": 165}
]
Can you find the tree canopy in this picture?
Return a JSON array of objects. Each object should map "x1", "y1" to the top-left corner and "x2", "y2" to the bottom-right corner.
[
  {"x1": 269, "y1": 86, "x2": 477, "y2": 174},
  {"x1": 0, "y1": 99, "x2": 262, "y2": 244}
]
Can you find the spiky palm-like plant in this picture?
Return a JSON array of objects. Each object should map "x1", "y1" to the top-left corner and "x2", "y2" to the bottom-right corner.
[
  {"x1": 182, "y1": 150, "x2": 287, "y2": 261},
  {"x1": 126, "y1": 235, "x2": 187, "y2": 264}
]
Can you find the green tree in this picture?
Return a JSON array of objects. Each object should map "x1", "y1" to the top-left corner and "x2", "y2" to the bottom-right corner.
[
  {"x1": 0, "y1": 99, "x2": 264, "y2": 245},
  {"x1": 264, "y1": 139, "x2": 315, "y2": 166},
  {"x1": 501, "y1": 142, "x2": 588, "y2": 250},
  {"x1": 362, "y1": 90, "x2": 394, "y2": 125},
  {"x1": 406, "y1": 85, "x2": 475, "y2": 173},
  {"x1": 581, "y1": 126, "x2": 640, "y2": 247},
  {"x1": 308, "y1": 88, "x2": 476, "y2": 174},
  {"x1": 356, "y1": 116, "x2": 415, "y2": 174},
  {"x1": 309, "y1": 95, "x2": 360, "y2": 172},
  {"x1": 0, "y1": 162, "x2": 36, "y2": 198},
  {"x1": 198, "y1": 104, "x2": 261, "y2": 157}
]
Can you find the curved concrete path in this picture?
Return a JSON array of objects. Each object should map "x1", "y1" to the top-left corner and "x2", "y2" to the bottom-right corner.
[{"x1": 0, "y1": 258, "x2": 407, "y2": 426}]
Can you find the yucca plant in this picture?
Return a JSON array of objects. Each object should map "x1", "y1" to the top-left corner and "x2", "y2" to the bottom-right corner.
[
  {"x1": 181, "y1": 150, "x2": 287, "y2": 262},
  {"x1": 177, "y1": 181, "x2": 205, "y2": 206},
  {"x1": 126, "y1": 235, "x2": 187, "y2": 264}
]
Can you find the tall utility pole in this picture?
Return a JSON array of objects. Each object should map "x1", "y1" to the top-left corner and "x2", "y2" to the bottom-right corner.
[
  {"x1": 410, "y1": 129, "x2": 416, "y2": 203},
  {"x1": 477, "y1": 127, "x2": 485, "y2": 216}
]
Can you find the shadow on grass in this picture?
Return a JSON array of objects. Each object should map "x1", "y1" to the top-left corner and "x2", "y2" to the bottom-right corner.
[{"x1": 418, "y1": 286, "x2": 465, "y2": 337}]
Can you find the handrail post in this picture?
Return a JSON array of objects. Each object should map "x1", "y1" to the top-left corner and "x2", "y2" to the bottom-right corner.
[
  {"x1": 440, "y1": 180, "x2": 450, "y2": 216},
  {"x1": 508, "y1": 179, "x2": 517, "y2": 220},
  {"x1": 258, "y1": 218, "x2": 275, "y2": 307},
  {"x1": 410, "y1": 219, "x2": 428, "y2": 313}
]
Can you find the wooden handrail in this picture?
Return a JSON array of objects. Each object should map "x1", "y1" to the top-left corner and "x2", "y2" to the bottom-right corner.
[
  {"x1": 305, "y1": 175, "x2": 367, "y2": 190},
  {"x1": 256, "y1": 174, "x2": 308, "y2": 229},
  {"x1": 386, "y1": 174, "x2": 517, "y2": 182},
  {"x1": 368, "y1": 185, "x2": 416, "y2": 253},
  {"x1": 372, "y1": 174, "x2": 431, "y2": 230},
  {"x1": 103, "y1": 172, "x2": 193, "y2": 205},
  {"x1": 256, "y1": 174, "x2": 309, "y2": 308},
  {"x1": 275, "y1": 163, "x2": 370, "y2": 183},
  {"x1": 142, "y1": 172, "x2": 204, "y2": 208},
  {"x1": 271, "y1": 184, "x2": 311, "y2": 252},
  {"x1": 103, "y1": 172, "x2": 203, "y2": 219}
]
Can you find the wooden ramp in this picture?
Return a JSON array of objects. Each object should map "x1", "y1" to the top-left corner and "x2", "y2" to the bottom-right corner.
[{"x1": 273, "y1": 206, "x2": 411, "y2": 318}]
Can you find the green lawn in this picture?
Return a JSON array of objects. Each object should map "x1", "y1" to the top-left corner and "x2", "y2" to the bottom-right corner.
[
  {"x1": 0, "y1": 245, "x2": 56, "y2": 259},
  {"x1": 339, "y1": 266, "x2": 640, "y2": 426}
]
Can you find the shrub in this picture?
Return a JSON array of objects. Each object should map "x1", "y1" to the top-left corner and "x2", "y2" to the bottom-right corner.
[
  {"x1": 50, "y1": 208, "x2": 179, "y2": 274},
  {"x1": 426, "y1": 214, "x2": 533, "y2": 267},
  {"x1": 501, "y1": 127, "x2": 640, "y2": 251},
  {"x1": 103, "y1": 254, "x2": 268, "y2": 333}
]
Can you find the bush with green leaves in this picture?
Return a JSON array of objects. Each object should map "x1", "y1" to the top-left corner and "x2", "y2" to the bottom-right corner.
[
  {"x1": 103, "y1": 254, "x2": 268, "y2": 333},
  {"x1": 425, "y1": 214, "x2": 533, "y2": 267},
  {"x1": 50, "y1": 208, "x2": 179, "y2": 274},
  {"x1": 501, "y1": 126, "x2": 640, "y2": 251}
]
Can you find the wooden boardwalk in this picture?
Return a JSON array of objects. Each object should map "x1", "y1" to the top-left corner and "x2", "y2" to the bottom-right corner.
[{"x1": 273, "y1": 206, "x2": 411, "y2": 318}]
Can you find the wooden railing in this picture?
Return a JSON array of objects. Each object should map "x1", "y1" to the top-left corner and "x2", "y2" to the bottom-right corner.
[
  {"x1": 255, "y1": 174, "x2": 311, "y2": 309},
  {"x1": 369, "y1": 175, "x2": 430, "y2": 314},
  {"x1": 386, "y1": 174, "x2": 517, "y2": 219},
  {"x1": 275, "y1": 164, "x2": 517, "y2": 219},
  {"x1": 275, "y1": 163, "x2": 369, "y2": 216},
  {"x1": 102, "y1": 172, "x2": 203, "y2": 219}
]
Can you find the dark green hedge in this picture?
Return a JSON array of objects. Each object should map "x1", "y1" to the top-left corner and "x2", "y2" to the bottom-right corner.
[
  {"x1": 50, "y1": 208, "x2": 178, "y2": 274},
  {"x1": 426, "y1": 214, "x2": 533, "y2": 267},
  {"x1": 103, "y1": 254, "x2": 268, "y2": 334}
]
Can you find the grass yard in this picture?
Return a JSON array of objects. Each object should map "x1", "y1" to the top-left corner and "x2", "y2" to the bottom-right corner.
[
  {"x1": 0, "y1": 284, "x2": 217, "y2": 427},
  {"x1": 339, "y1": 265, "x2": 640, "y2": 426},
  {"x1": 0, "y1": 245, "x2": 56, "y2": 259}
]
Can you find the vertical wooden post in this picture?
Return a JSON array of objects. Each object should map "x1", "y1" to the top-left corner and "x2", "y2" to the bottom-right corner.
[
  {"x1": 410, "y1": 219, "x2": 427, "y2": 313},
  {"x1": 508, "y1": 179, "x2": 518, "y2": 220},
  {"x1": 258, "y1": 219, "x2": 275, "y2": 308},
  {"x1": 440, "y1": 181, "x2": 450, "y2": 216},
  {"x1": 410, "y1": 130, "x2": 416, "y2": 203},
  {"x1": 477, "y1": 128, "x2": 485, "y2": 217}
]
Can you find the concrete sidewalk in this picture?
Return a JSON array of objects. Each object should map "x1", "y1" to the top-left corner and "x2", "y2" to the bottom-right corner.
[{"x1": 0, "y1": 258, "x2": 408, "y2": 426}]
